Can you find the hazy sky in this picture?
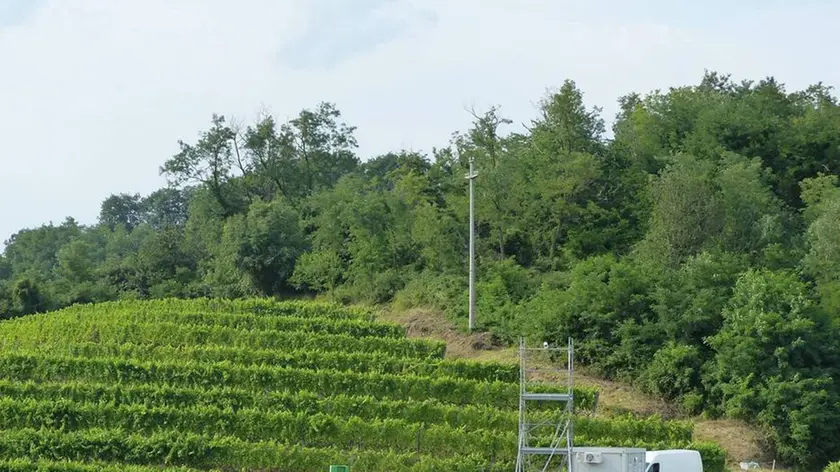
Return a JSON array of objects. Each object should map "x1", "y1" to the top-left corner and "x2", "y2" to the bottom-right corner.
[{"x1": 2, "y1": 0, "x2": 839, "y2": 244}]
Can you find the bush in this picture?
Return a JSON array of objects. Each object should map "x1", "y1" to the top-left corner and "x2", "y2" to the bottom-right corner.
[
  {"x1": 825, "y1": 462, "x2": 840, "y2": 472},
  {"x1": 449, "y1": 259, "x2": 538, "y2": 341},
  {"x1": 391, "y1": 271, "x2": 465, "y2": 315},
  {"x1": 640, "y1": 343, "x2": 703, "y2": 403},
  {"x1": 330, "y1": 268, "x2": 408, "y2": 305},
  {"x1": 528, "y1": 255, "x2": 654, "y2": 374},
  {"x1": 707, "y1": 269, "x2": 840, "y2": 467}
]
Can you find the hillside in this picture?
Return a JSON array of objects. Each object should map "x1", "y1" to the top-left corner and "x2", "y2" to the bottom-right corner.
[
  {"x1": 0, "y1": 298, "x2": 726, "y2": 471},
  {"x1": 382, "y1": 307, "x2": 779, "y2": 471}
]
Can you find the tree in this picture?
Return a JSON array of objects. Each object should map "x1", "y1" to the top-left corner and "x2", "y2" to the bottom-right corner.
[
  {"x1": 212, "y1": 199, "x2": 304, "y2": 296},
  {"x1": 800, "y1": 174, "x2": 840, "y2": 311},
  {"x1": 3, "y1": 218, "x2": 80, "y2": 271},
  {"x1": 11, "y1": 278, "x2": 46, "y2": 315},
  {"x1": 653, "y1": 250, "x2": 748, "y2": 350},
  {"x1": 707, "y1": 269, "x2": 840, "y2": 467},
  {"x1": 161, "y1": 114, "x2": 246, "y2": 216},
  {"x1": 529, "y1": 80, "x2": 605, "y2": 155},
  {"x1": 285, "y1": 102, "x2": 359, "y2": 194},
  {"x1": 0, "y1": 254, "x2": 10, "y2": 282},
  {"x1": 716, "y1": 153, "x2": 788, "y2": 257},
  {"x1": 243, "y1": 103, "x2": 359, "y2": 200},
  {"x1": 0, "y1": 257, "x2": 12, "y2": 318},
  {"x1": 54, "y1": 238, "x2": 110, "y2": 305},
  {"x1": 142, "y1": 187, "x2": 191, "y2": 229},
  {"x1": 450, "y1": 107, "x2": 521, "y2": 261},
  {"x1": 804, "y1": 193, "x2": 840, "y2": 311},
  {"x1": 513, "y1": 83, "x2": 610, "y2": 268},
  {"x1": 636, "y1": 154, "x2": 723, "y2": 267},
  {"x1": 135, "y1": 225, "x2": 196, "y2": 298},
  {"x1": 99, "y1": 193, "x2": 144, "y2": 230}
]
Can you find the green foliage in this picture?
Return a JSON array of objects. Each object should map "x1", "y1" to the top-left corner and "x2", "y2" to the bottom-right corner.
[
  {"x1": 160, "y1": 114, "x2": 247, "y2": 217},
  {"x1": 10, "y1": 278, "x2": 46, "y2": 316},
  {"x1": 716, "y1": 153, "x2": 788, "y2": 256},
  {"x1": 0, "y1": 427, "x2": 514, "y2": 471},
  {"x1": 528, "y1": 255, "x2": 656, "y2": 377},
  {"x1": 290, "y1": 249, "x2": 344, "y2": 292},
  {"x1": 652, "y1": 250, "x2": 748, "y2": 350},
  {"x1": 803, "y1": 182, "x2": 840, "y2": 311},
  {"x1": 212, "y1": 199, "x2": 304, "y2": 296},
  {"x1": 99, "y1": 193, "x2": 144, "y2": 230},
  {"x1": 707, "y1": 269, "x2": 840, "y2": 467},
  {"x1": 636, "y1": 154, "x2": 723, "y2": 267},
  {"x1": 391, "y1": 271, "x2": 465, "y2": 315},
  {"x1": 825, "y1": 462, "x2": 840, "y2": 472},
  {"x1": 0, "y1": 459, "x2": 199, "y2": 472},
  {"x1": 0, "y1": 299, "x2": 641, "y2": 471},
  {"x1": 639, "y1": 343, "x2": 703, "y2": 407},
  {"x1": 449, "y1": 259, "x2": 538, "y2": 340}
]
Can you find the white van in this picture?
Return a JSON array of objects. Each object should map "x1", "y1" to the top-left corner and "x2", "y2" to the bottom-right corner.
[{"x1": 645, "y1": 449, "x2": 703, "y2": 472}]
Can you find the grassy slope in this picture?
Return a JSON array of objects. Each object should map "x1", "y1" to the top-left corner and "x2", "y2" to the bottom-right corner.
[{"x1": 377, "y1": 307, "x2": 783, "y2": 472}]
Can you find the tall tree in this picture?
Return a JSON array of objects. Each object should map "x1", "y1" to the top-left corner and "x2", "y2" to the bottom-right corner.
[
  {"x1": 243, "y1": 103, "x2": 359, "y2": 201},
  {"x1": 161, "y1": 114, "x2": 246, "y2": 216},
  {"x1": 142, "y1": 187, "x2": 191, "y2": 229},
  {"x1": 99, "y1": 193, "x2": 144, "y2": 230},
  {"x1": 636, "y1": 154, "x2": 723, "y2": 267},
  {"x1": 517, "y1": 82, "x2": 608, "y2": 268},
  {"x1": 212, "y1": 199, "x2": 304, "y2": 297},
  {"x1": 451, "y1": 106, "x2": 520, "y2": 260}
]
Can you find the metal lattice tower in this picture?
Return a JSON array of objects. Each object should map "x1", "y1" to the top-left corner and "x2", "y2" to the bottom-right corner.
[{"x1": 515, "y1": 337, "x2": 575, "y2": 472}]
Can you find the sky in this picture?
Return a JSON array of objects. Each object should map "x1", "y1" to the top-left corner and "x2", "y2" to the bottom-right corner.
[{"x1": 1, "y1": 0, "x2": 839, "y2": 245}]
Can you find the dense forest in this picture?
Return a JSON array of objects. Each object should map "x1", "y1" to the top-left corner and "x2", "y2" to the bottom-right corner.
[{"x1": 2, "y1": 71, "x2": 840, "y2": 469}]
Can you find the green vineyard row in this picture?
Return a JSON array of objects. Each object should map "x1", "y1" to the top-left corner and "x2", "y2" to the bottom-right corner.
[
  {"x1": 0, "y1": 380, "x2": 544, "y2": 433},
  {"x1": 0, "y1": 321, "x2": 446, "y2": 360},
  {"x1": 0, "y1": 398, "x2": 515, "y2": 460},
  {"x1": 0, "y1": 400, "x2": 516, "y2": 461},
  {"x1": 11, "y1": 342, "x2": 518, "y2": 383},
  {"x1": 54, "y1": 298, "x2": 377, "y2": 321},
  {"x1": 16, "y1": 307, "x2": 406, "y2": 340},
  {"x1": 0, "y1": 426, "x2": 723, "y2": 472},
  {"x1": 0, "y1": 396, "x2": 694, "y2": 457},
  {"x1": 0, "y1": 380, "x2": 686, "y2": 442},
  {"x1": 0, "y1": 459, "x2": 204, "y2": 472},
  {"x1": 0, "y1": 428, "x2": 514, "y2": 472},
  {"x1": 0, "y1": 353, "x2": 598, "y2": 410}
]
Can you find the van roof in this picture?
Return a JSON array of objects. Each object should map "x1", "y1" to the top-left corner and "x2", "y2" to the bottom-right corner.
[{"x1": 645, "y1": 450, "x2": 701, "y2": 458}]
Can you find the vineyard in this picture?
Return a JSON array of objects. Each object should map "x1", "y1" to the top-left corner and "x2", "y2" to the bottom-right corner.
[{"x1": 0, "y1": 299, "x2": 726, "y2": 471}]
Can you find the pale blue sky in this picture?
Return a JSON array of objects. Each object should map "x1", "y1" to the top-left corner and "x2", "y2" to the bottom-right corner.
[
  {"x1": 1, "y1": 0, "x2": 839, "y2": 244},
  {"x1": 0, "y1": 0, "x2": 41, "y2": 28}
]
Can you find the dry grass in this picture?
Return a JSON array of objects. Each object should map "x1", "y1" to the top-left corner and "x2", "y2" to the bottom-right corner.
[
  {"x1": 695, "y1": 419, "x2": 777, "y2": 469},
  {"x1": 377, "y1": 306, "x2": 784, "y2": 471},
  {"x1": 377, "y1": 307, "x2": 510, "y2": 360}
]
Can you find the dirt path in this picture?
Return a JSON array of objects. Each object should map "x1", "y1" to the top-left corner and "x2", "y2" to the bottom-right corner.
[{"x1": 378, "y1": 307, "x2": 780, "y2": 471}]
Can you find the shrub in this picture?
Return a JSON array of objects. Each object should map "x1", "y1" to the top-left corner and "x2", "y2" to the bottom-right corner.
[
  {"x1": 640, "y1": 343, "x2": 703, "y2": 403},
  {"x1": 391, "y1": 271, "x2": 465, "y2": 315},
  {"x1": 824, "y1": 461, "x2": 840, "y2": 472}
]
